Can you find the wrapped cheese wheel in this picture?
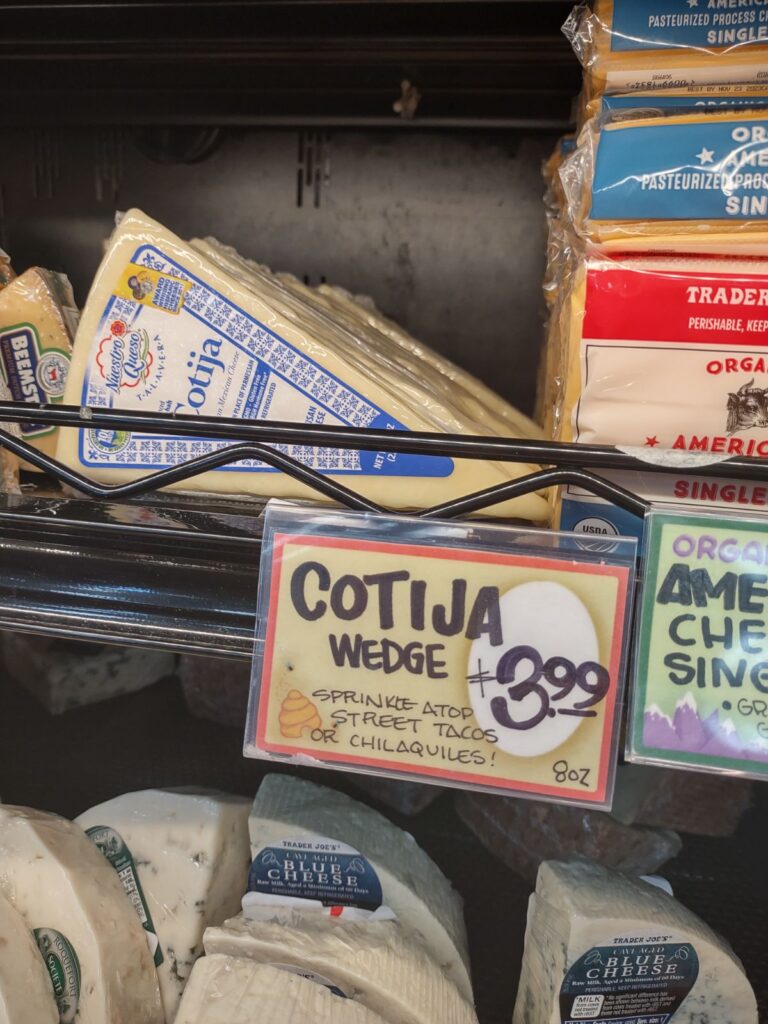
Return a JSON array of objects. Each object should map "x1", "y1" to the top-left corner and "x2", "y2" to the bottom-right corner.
[
  {"x1": 561, "y1": 109, "x2": 768, "y2": 255},
  {"x1": 565, "y1": 0, "x2": 768, "y2": 98}
]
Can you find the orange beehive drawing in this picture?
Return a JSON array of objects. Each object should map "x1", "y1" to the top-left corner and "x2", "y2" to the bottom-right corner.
[{"x1": 279, "y1": 689, "x2": 322, "y2": 738}]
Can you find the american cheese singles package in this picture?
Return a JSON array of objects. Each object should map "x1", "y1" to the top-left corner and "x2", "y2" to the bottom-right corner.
[
  {"x1": 562, "y1": 109, "x2": 768, "y2": 255},
  {"x1": 565, "y1": 0, "x2": 768, "y2": 96},
  {"x1": 580, "y1": 83, "x2": 768, "y2": 127},
  {"x1": 57, "y1": 209, "x2": 548, "y2": 520},
  {"x1": 629, "y1": 508, "x2": 768, "y2": 780},
  {"x1": 244, "y1": 501, "x2": 636, "y2": 809},
  {"x1": 555, "y1": 252, "x2": 768, "y2": 538}
]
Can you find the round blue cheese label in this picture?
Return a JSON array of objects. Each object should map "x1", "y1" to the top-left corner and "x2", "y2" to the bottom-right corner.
[
  {"x1": 559, "y1": 941, "x2": 699, "y2": 1024},
  {"x1": 248, "y1": 836, "x2": 383, "y2": 911}
]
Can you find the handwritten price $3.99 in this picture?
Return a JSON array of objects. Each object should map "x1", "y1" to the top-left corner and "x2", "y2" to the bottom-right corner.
[{"x1": 489, "y1": 644, "x2": 610, "y2": 732}]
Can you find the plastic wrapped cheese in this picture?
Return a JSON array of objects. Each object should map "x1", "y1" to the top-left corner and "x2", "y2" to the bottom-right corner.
[
  {"x1": 552, "y1": 250, "x2": 768, "y2": 533},
  {"x1": 0, "y1": 805, "x2": 163, "y2": 1024},
  {"x1": 581, "y1": 83, "x2": 768, "y2": 125},
  {"x1": 76, "y1": 787, "x2": 251, "y2": 1023},
  {"x1": 0, "y1": 268, "x2": 77, "y2": 467},
  {"x1": 565, "y1": 0, "x2": 768, "y2": 97},
  {"x1": 248, "y1": 774, "x2": 472, "y2": 1001},
  {"x1": 561, "y1": 109, "x2": 768, "y2": 255},
  {"x1": 0, "y1": 250, "x2": 13, "y2": 289},
  {"x1": 57, "y1": 209, "x2": 548, "y2": 520},
  {"x1": 513, "y1": 859, "x2": 758, "y2": 1024},
  {"x1": 175, "y1": 957, "x2": 388, "y2": 1024},
  {"x1": 203, "y1": 912, "x2": 478, "y2": 1024},
  {"x1": 0, "y1": 890, "x2": 57, "y2": 1024}
]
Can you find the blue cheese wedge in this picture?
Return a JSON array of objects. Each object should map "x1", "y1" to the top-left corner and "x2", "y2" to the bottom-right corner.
[
  {"x1": 0, "y1": 891, "x2": 57, "y2": 1023},
  {"x1": 175, "y1": 956, "x2": 388, "y2": 1024},
  {"x1": 513, "y1": 859, "x2": 758, "y2": 1024},
  {"x1": 76, "y1": 788, "x2": 251, "y2": 1023},
  {"x1": 0, "y1": 805, "x2": 163, "y2": 1024},
  {"x1": 248, "y1": 774, "x2": 472, "y2": 1002},
  {"x1": 203, "y1": 912, "x2": 478, "y2": 1024}
]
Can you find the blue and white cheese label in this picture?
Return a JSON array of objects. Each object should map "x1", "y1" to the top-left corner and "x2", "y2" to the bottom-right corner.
[
  {"x1": 601, "y1": 93, "x2": 768, "y2": 113},
  {"x1": 247, "y1": 836, "x2": 384, "y2": 911},
  {"x1": 591, "y1": 119, "x2": 768, "y2": 221},
  {"x1": 79, "y1": 245, "x2": 453, "y2": 479},
  {"x1": 33, "y1": 928, "x2": 82, "y2": 1024},
  {"x1": 559, "y1": 940, "x2": 699, "y2": 1024},
  {"x1": 609, "y1": 0, "x2": 768, "y2": 53}
]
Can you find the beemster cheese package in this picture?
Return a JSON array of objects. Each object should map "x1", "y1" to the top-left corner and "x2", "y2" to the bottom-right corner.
[
  {"x1": 554, "y1": 251, "x2": 768, "y2": 535},
  {"x1": 565, "y1": 0, "x2": 768, "y2": 97},
  {"x1": 513, "y1": 859, "x2": 758, "y2": 1023},
  {"x1": 57, "y1": 209, "x2": 547, "y2": 520},
  {"x1": 0, "y1": 266, "x2": 77, "y2": 467},
  {"x1": 561, "y1": 109, "x2": 768, "y2": 255}
]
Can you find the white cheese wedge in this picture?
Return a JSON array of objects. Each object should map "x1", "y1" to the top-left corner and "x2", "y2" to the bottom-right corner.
[
  {"x1": 175, "y1": 956, "x2": 388, "y2": 1024},
  {"x1": 513, "y1": 859, "x2": 758, "y2": 1024},
  {"x1": 57, "y1": 209, "x2": 547, "y2": 520},
  {"x1": 75, "y1": 787, "x2": 251, "y2": 1023},
  {"x1": 0, "y1": 805, "x2": 162, "y2": 1024},
  {"x1": 0, "y1": 890, "x2": 57, "y2": 1024},
  {"x1": 203, "y1": 912, "x2": 478, "y2": 1024},
  {"x1": 248, "y1": 774, "x2": 472, "y2": 1001}
]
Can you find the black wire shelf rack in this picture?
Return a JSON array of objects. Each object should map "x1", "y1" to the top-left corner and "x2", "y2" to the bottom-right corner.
[{"x1": 0, "y1": 400, "x2": 766, "y2": 656}]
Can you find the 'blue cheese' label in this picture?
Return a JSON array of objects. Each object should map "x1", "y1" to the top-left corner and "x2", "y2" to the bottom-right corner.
[
  {"x1": 591, "y1": 119, "x2": 768, "y2": 222},
  {"x1": 560, "y1": 941, "x2": 699, "y2": 1024},
  {"x1": 247, "y1": 837, "x2": 383, "y2": 911},
  {"x1": 33, "y1": 928, "x2": 82, "y2": 1024}
]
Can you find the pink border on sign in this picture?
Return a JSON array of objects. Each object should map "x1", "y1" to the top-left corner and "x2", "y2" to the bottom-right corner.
[{"x1": 254, "y1": 532, "x2": 631, "y2": 804}]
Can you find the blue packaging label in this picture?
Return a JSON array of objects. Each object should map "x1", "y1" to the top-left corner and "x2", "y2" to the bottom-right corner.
[
  {"x1": 0, "y1": 324, "x2": 69, "y2": 437},
  {"x1": 559, "y1": 495, "x2": 645, "y2": 545},
  {"x1": 560, "y1": 941, "x2": 699, "y2": 1024},
  {"x1": 609, "y1": 0, "x2": 768, "y2": 53},
  {"x1": 602, "y1": 93, "x2": 768, "y2": 113},
  {"x1": 591, "y1": 119, "x2": 768, "y2": 221},
  {"x1": 247, "y1": 837, "x2": 383, "y2": 911},
  {"x1": 80, "y1": 244, "x2": 453, "y2": 478}
]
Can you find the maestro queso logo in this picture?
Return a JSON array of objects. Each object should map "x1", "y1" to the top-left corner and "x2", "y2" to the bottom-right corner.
[{"x1": 96, "y1": 320, "x2": 154, "y2": 395}]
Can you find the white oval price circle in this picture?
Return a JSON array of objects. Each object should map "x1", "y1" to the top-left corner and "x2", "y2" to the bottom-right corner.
[{"x1": 468, "y1": 581, "x2": 600, "y2": 758}]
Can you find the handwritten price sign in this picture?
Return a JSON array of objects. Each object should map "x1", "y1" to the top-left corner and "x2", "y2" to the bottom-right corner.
[{"x1": 245, "y1": 505, "x2": 636, "y2": 807}]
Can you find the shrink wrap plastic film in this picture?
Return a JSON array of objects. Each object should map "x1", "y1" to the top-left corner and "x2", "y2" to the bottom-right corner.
[
  {"x1": 203, "y1": 913, "x2": 479, "y2": 1024},
  {"x1": 548, "y1": 250, "x2": 768, "y2": 527},
  {"x1": 75, "y1": 787, "x2": 251, "y2": 1024},
  {"x1": 0, "y1": 805, "x2": 163, "y2": 1024},
  {"x1": 580, "y1": 83, "x2": 768, "y2": 127},
  {"x1": 512, "y1": 860, "x2": 759, "y2": 1024},
  {"x1": 58, "y1": 209, "x2": 548, "y2": 520},
  {"x1": 559, "y1": 109, "x2": 768, "y2": 256},
  {"x1": 564, "y1": 1, "x2": 768, "y2": 98},
  {"x1": 175, "y1": 958, "x2": 388, "y2": 1024}
]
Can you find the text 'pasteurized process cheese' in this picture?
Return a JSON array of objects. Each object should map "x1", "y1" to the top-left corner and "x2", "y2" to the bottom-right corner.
[
  {"x1": 56, "y1": 209, "x2": 547, "y2": 520},
  {"x1": 565, "y1": 0, "x2": 768, "y2": 97}
]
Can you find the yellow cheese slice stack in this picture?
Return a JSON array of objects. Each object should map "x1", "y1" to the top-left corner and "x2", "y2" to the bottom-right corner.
[
  {"x1": 562, "y1": 109, "x2": 768, "y2": 255},
  {"x1": 567, "y1": 0, "x2": 768, "y2": 98}
]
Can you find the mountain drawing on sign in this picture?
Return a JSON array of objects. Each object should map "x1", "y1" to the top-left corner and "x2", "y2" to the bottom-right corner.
[{"x1": 643, "y1": 692, "x2": 766, "y2": 763}]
